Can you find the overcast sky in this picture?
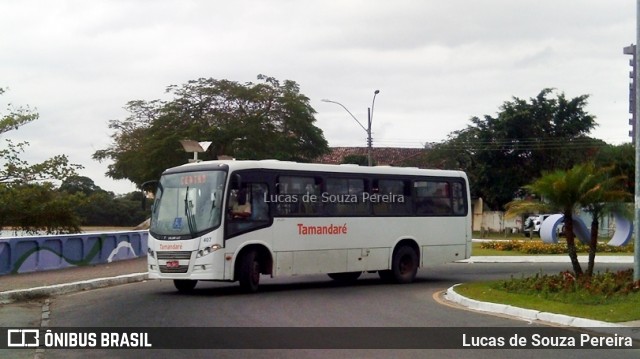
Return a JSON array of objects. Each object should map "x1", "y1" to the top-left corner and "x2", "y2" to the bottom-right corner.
[{"x1": 0, "y1": 0, "x2": 636, "y2": 194}]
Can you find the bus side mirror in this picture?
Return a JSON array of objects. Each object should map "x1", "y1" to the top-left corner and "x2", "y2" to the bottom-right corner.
[
  {"x1": 141, "y1": 180, "x2": 158, "y2": 210},
  {"x1": 230, "y1": 173, "x2": 242, "y2": 190}
]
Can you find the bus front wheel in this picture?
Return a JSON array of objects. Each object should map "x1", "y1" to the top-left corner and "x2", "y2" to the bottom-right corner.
[
  {"x1": 390, "y1": 245, "x2": 418, "y2": 284},
  {"x1": 239, "y1": 250, "x2": 261, "y2": 293},
  {"x1": 174, "y1": 279, "x2": 197, "y2": 292}
]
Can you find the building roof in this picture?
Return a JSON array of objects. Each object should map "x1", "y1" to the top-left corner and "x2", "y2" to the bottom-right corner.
[{"x1": 315, "y1": 147, "x2": 425, "y2": 166}]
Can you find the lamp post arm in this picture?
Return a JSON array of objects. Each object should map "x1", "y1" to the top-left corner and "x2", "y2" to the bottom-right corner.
[
  {"x1": 369, "y1": 91, "x2": 379, "y2": 128},
  {"x1": 321, "y1": 99, "x2": 368, "y2": 133}
]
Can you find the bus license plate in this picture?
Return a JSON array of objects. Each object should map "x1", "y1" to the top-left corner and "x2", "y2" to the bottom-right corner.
[{"x1": 166, "y1": 260, "x2": 179, "y2": 269}]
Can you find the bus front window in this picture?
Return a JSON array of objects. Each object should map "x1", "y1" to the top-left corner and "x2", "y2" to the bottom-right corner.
[{"x1": 150, "y1": 171, "x2": 227, "y2": 239}]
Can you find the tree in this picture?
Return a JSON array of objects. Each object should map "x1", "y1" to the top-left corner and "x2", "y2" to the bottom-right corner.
[
  {"x1": 0, "y1": 88, "x2": 84, "y2": 233},
  {"x1": 573, "y1": 165, "x2": 631, "y2": 276},
  {"x1": 59, "y1": 175, "x2": 102, "y2": 196},
  {"x1": 1, "y1": 89, "x2": 82, "y2": 185},
  {"x1": 93, "y1": 75, "x2": 330, "y2": 186},
  {"x1": 2, "y1": 183, "x2": 83, "y2": 234},
  {"x1": 423, "y1": 89, "x2": 601, "y2": 210},
  {"x1": 593, "y1": 143, "x2": 634, "y2": 195},
  {"x1": 59, "y1": 176, "x2": 149, "y2": 227},
  {"x1": 505, "y1": 163, "x2": 630, "y2": 277}
]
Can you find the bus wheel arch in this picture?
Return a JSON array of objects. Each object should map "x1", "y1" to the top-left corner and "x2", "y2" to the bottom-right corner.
[
  {"x1": 381, "y1": 239, "x2": 420, "y2": 284},
  {"x1": 234, "y1": 244, "x2": 273, "y2": 292}
]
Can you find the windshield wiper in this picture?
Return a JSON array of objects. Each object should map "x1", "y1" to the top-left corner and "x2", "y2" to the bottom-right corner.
[{"x1": 184, "y1": 187, "x2": 197, "y2": 238}]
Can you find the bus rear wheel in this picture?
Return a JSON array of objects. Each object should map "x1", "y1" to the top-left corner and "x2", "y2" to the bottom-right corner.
[
  {"x1": 328, "y1": 272, "x2": 362, "y2": 282},
  {"x1": 390, "y1": 245, "x2": 418, "y2": 284},
  {"x1": 239, "y1": 250, "x2": 261, "y2": 293},
  {"x1": 174, "y1": 279, "x2": 197, "y2": 292}
]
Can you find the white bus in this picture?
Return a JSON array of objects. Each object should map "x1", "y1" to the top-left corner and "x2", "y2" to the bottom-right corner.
[{"x1": 144, "y1": 160, "x2": 471, "y2": 292}]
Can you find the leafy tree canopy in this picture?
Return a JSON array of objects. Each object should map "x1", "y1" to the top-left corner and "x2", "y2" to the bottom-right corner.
[
  {"x1": 593, "y1": 142, "x2": 634, "y2": 195},
  {"x1": 93, "y1": 75, "x2": 330, "y2": 186},
  {"x1": 0, "y1": 88, "x2": 84, "y2": 233},
  {"x1": 423, "y1": 88, "x2": 601, "y2": 210},
  {"x1": 59, "y1": 175, "x2": 104, "y2": 196}
]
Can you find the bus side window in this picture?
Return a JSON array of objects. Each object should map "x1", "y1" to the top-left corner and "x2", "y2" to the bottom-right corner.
[
  {"x1": 325, "y1": 178, "x2": 367, "y2": 216},
  {"x1": 228, "y1": 187, "x2": 252, "y2": 220},
  {"x1": 414, "y1": 180, "x2": 454, "y2": 216},
  {"x1": 372, "y1": 179, "x2": 410, "y2": 215},
  {"x1": 226, "y1": 183, "x2": 270, "y2": 237},
  {"x1": 248, "y1": 183, "x2": 269, "y2": 220},
  {"x1": 229, "y1": 183, "x2": 269, "y2": 220},
  {"x1": 414, "y1": 181, "x2": 433, "y2": 215},
  {"x1": 431, "y1": 182, "x2": 452, "y2": 215},
  {"x1": 275, "y1": 176, "x2": 321, "y2": 216},
  {"x1": 451, "y1": 182, "x2": 467, "y2": 215}
]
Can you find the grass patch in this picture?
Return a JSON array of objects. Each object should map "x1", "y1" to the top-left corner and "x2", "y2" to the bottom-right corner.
[{"x1": 455, "y1": 270, "x2": 640, "y2": 322}]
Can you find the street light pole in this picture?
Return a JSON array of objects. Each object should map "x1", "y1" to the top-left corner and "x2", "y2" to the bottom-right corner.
[
  {"x1": 367, "y1": 90, "x2": 380, "y2": 166},
  {"x1": 634, "y1": 0, "x2": 640, "y2": 281},
  {"x1": 322, "y1": 90, "x2": 380, "y2": 166}
]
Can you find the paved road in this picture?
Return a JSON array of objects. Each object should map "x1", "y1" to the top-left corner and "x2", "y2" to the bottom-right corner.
[{"x1": 1, "y1": 260, "x2": 638, "y2": 359}]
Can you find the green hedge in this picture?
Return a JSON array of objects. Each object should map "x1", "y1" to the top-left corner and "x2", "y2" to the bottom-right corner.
[{"x1": 479, "y1": 240, "x2": 634, "y2": 254}]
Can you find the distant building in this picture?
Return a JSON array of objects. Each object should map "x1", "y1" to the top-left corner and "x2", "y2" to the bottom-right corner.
[{"x1": 315, "y1": 147, "x2": 425, "y2": 166}]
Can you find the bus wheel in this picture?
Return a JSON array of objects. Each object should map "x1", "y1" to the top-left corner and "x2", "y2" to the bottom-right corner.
[
  {"x1": 174, "y1": 279, "x2": 197, "y2": 292},
  {"x1": 239, "y1": 250, "x2": 261, "y2": 293},
  {"x1": 328, "y1": 272, "x2": 362, "y2": 282},
  {"x1": 391, "y1": 246, "x2": 418, "y2": 284}
]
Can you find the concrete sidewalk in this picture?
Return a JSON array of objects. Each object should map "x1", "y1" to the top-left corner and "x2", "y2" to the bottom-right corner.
[{"x1": 0, "y1": 257, "x2": 148, "y2": 303}]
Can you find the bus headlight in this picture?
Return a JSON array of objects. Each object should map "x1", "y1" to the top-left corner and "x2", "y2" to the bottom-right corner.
[
  {"x1": 147, "y1": 248, "x2": 155, "y2": 259},
  {"x1": 197, "y1": 244, "x2": 222, "y2": 258}
]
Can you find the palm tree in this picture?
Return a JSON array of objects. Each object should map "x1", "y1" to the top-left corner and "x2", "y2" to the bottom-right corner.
[
  {"x1": 505, "y1": 163, "x2": 630, "y2": 277},
  {"x1": 574, "y1": 164, "x2": 631, "y2": 276}
]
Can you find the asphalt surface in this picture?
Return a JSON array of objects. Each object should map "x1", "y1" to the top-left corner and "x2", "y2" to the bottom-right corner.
[{"x1": 0, "y1": 254, "x2": 638, "y2": 340}]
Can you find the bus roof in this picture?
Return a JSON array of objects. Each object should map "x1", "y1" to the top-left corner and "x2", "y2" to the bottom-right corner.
[{"x1": 163, "y1": 159, "x2": 467, "y2": 179}]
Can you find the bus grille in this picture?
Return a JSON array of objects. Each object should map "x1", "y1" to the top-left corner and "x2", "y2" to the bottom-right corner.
[
  {"x1": 159, "y1": 265, "x2": 189, "y2": 274},
  {"x1": 157, "y1": 251, "x2": 191, "y2": 274},
  {"x1": 157, "y1": 251, "x2": 192, "y2": 260}
]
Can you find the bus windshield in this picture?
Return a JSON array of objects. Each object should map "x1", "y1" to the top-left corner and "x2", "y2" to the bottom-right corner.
[{"x1": 150, "y1": 170, "x2": 227, "y2": 240}]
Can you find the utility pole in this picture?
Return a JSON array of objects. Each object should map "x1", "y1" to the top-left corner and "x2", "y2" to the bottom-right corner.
[
  {"x1": 624, "y1": 44, "x2": 636, "y2": 140},
  {"x1": 634, "y1": 0, "x2": 640, "y2": 281},
  {"x1": 322, "y1": 89, "x2": 380, "y2": 166}
]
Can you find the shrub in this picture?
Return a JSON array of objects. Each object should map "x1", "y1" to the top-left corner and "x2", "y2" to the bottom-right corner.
[
  {"x1": 496, "y1": 269, "x2": 640, "y2": 304},
  {"x1": 479, "y1": 240, "x2": 633, "y2": 254}
]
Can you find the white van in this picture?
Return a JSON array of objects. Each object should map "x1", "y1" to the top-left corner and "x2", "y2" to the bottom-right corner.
[{"x1": 524, "y1": 214, "x2": 551, "y2": 237}]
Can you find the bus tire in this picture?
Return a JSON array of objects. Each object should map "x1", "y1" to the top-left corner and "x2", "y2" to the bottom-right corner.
[
  {"x1": 174, "y1": 279, "x2": 197, "y2": 292},
  {"x1": 328, "y1": 272, "x2": 362, "y2": 282},
  {"x1": 239, "y1": 250, "x2": 261, "y2": 293},
  {"x1": 391, "y1": 245, "x2": 418, "y2": 284}
]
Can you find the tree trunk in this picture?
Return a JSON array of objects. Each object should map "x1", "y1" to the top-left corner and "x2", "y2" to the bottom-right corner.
[
  {"x1": 586, "y1": 217, "x2": 599, "y2": 277},
  {"x1": 563, "y1": 212, "x2": 583, "y2": 276}
]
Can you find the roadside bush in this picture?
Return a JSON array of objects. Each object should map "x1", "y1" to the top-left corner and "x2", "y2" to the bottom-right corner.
[
  {"x1": 497, "y1": 269, "x2": 640, "y2": 304},
  {"x1": 479, "y1": 240, "x2": 633, "y2": 254}
]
